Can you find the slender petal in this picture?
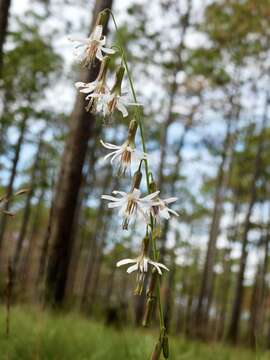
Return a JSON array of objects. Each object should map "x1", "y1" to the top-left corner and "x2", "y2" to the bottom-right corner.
[
  {"x1": 127, "y1": 264, "x2": 139, "y2": 273},
  {"x1": 117, "y1": 259, "x2": 136, "y2": 267}
]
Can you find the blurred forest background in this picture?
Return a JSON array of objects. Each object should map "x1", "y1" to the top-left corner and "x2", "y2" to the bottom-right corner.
[{"x1": 0, "y1": 0, "x2": 270, "y2": 358}]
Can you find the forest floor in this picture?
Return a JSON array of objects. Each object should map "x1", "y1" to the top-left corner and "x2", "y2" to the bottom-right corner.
[{"x1": 0, "y1": 306, "x2": 268, "y2": 359}]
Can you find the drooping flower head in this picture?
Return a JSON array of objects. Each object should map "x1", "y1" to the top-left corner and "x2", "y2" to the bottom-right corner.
[
  {"x1": 101, "y1": 170, "x2": 159, "y2": 229},
  {"x1": 75, "y1": 56, "x2": 110, "y2": 112},
  {"x1": 116, "y1": 236, "x2": 169, "y2": 295},
  {"x1": 100, "y1": 120, "x2": 147, "y2": 176},
  {"x1": 148, "y1": 181, "x2": 179, "y2": 227},
  {"x1": 151, "y1": 197, "x2": 179, "y2": 222},
  {"x1": 96, "y1": 64, "x2": 142, "y2": 118},
  {"x1": 69, "y1": 24, "x2": 115, "y2": 67}
]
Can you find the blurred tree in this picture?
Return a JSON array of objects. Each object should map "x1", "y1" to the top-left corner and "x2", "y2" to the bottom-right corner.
[
  {"x1": 45, "y1": 0, "x2": 113, "y2": 307},
  {"x1": 0, "y1": 0, "x2": 11, "y2": 76},
  {"x1": 0, "y1": 17, "x2": 61, "y2": 251}
]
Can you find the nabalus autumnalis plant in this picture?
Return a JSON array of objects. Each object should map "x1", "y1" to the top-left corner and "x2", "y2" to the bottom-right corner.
[{"x1": 72, "y1": 9, "x2": 179, "y2": 359}]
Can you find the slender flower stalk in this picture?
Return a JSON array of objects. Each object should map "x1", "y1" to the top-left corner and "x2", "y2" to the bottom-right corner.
[
  {"x1": 72, "y1": 8, "x2": 178, "y2": 359},
  {"x1": 106, "y1": 9, "x2": 177, "y2": 358}
]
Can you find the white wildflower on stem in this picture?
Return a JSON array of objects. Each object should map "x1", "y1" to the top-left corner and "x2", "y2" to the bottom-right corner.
[
  {"x1": 147, "y1": 181, "x2": 179, "y2": 235},
  {"x1": 116, "y1": 236, "x2": 169, "y2": 295},
  {"x1": 75, "y1": 56, "x2": 110, "y2": 112},
  {"x1": 99, "y1": 64, "x2": 140, "y2": 117},
  {"x1": 151, "y1": 196, "x2": 179, "y2": 221},
  {"x1": 69, "y1": 24, "x2": 115, "y2": 67},
  {"x1": 101, "y1": 170, "x2": 159, "y2": 229},
  {"x1": 100, "y1": 119, "x2": 147, "y2": 176},
  {"x1": 96, "y1": 92, "x2": 140, "y2": 118}
]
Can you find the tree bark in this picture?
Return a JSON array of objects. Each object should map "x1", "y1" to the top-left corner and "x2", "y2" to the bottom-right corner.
[
  {"x1": 196, "y1": 108, "x2": 238, "y2": 328},
  {"x1": 227, "y1": 96, "x2": 269, "y2": 343},
  {"x1": 163, "y1": 250, "x2": 176, "y2": 331},
  {"x1": 20, "y1": 185, "x2": 46, "y2": 295},
  {"x1": 12, "y1": 134, "x2": 43, "y2": 278},
  {"x1": 80, "y1": 167, "x2": 113, "y2": 310},
  {"x1": 248, "y1": 212, "x2": 270, "y2": 346},
  {"x1": 0, "y1": 0, "x2": 11, "y2": 76},
  {"x1": 45, "y1": 0, "x2": 113, "y2": 307},
  {"x1": 0, "y1": 114, "x2": 27, "y2": 250}
]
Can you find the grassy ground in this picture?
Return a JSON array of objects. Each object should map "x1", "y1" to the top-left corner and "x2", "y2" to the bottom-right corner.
[{"x1": 0, "y1": 306, "x2": 268, "y2": 359}]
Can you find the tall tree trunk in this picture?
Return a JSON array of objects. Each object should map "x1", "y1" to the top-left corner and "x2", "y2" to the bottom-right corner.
[
  {"x1": 227, "y1": 96, "x2": 269, "y2": 343},
  {"x1": 80, "y1": 168, "x2": 113, "y2": 310},
  {"x1": 45, "y1": 0, "x2": 113, "y2": 307},
  {"x1": 0, "y1": 114, "x2": 27, "y2": 250},
  {"x1": 158, "y1": 72, "x2": 177, "y2": 190},
  {"x1": 196, "y1": 109, "x2": 238, "y2": 328},
  {"x1": 37, "y1": 187, "x2": 54, "y2": 293},
  {"x1": 20, "y1": 185, "x2": 46, "y2": 295},
  {"x1": 0, "y1": 0, "x2": 11, "y2": 76},
  {"x1": 248, "y1": 212, "x2": 270, "y2": 346},
  {"x1": 12, "y1": 134, "x2": 43, "y2": 278},
  {"x1": 65, "y1": 124, "x2": 103, "y2": 301},
  {"x1": 88, "y1": 214, "x2": 112, "y2": 310},
  {"x1": 157, "y1": 0, "x2": 191, "y2": 190},
  {"x1": 163, "y1": 249, "x2": 176, "y2": 331}
]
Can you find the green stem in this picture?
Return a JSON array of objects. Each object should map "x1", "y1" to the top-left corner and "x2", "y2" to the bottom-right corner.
[{"x1": 107, "y1": 10, "x2": 165, "y2": 332}]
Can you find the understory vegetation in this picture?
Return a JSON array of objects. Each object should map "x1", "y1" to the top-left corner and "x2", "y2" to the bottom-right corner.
[{"x1": 0, "y1": 307, "x2": 268, "y2": 360}]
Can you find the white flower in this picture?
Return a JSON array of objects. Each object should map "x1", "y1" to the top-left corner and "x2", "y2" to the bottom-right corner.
[
  {"x1": 90, "y1": 92, "x2": 140, "y2": 118},
  {"x1": 150, "y1": 197, "x2": 179, "y2": 222},
  {"x1": 75, "y1": 80, "x2": 109, "y2": 112},
  {"x1": 100, "y1": 139, "x2": 147, "y2": 176},
  {"x1": 75, "y1": 80, "x2": 100, "y2": 94},
  {"x1": 69, "y1": 25, "x2": 115, "y2": 66},
  {"x1": 116, "y1": 256, "x2": 169, "y2": 275},
  {"x1": 116, "y1": 255, "x2": 169, "y2": 295},
  {"x1": 101, "y1": 188, "x2": 159, "y2": 229}
]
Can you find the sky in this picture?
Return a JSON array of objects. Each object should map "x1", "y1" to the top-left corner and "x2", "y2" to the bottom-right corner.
[{"x1": 7, "y1": 0, "x2": 268, "y2": 282}]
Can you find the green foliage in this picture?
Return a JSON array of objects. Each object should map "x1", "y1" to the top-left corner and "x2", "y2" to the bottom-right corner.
[
  {"x1": 202, "y1": 0, "x2": 270, "y2": 62},
  {"x1": 3, "y1": 12, "x2": 62, "y2": 102},
  {"x1": 0, "y1": 307, "x2": 268, "y2": 360}
]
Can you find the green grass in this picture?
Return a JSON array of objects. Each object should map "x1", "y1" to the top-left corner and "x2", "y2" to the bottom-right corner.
[{"x1": 0, "y1": 306, "x2": 268, "y2": 359}]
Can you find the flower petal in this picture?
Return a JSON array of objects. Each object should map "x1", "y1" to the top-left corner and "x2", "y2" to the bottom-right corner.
[
  {"x1": 100, "y1": 139, "x2": 120, "y2": 150},
  {"x1": 101, "y1": 46, "x2": 116, "y2": 54},
  {"x1": 92, "y1": 25, "x2": 103, "y2": 41},
  {"x1": 116, "y1": 258, "x2": 136, "y2": 267},
  {"x1": 164, "y1": 197, "x2": 178, "y2": 204},
  {"x1": 101, "y1": 195, "x2": 119, "y2": 202},
  {"x1": 117, "y1": 101, "x2": 129, "y2": 117},
  {"x1": 127, "y1": 263, "x2": 139, "y2": 273},
  {"x1": 96, "y1": 48, "x2": 104, "y2": 61}
]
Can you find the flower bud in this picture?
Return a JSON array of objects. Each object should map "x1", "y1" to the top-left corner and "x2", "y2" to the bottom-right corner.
[
  {"x1": 142, "y1": 297, "x2": 155, "y2": 327},
  {"x1": 96, "y1": 9, "x2": 110, "y2": 28},
  {"x1": 149, "y1": 181, "x2": 157, "y2": 193},
  {"x1": 141, "y1": 235, "x2": 150, "y2": 254},
  {"x1": 162, "y1": 334, "x2": 169, "y2": 358},
  {"x1": 127, "y1": 119, "x2": 138, "y2": 143},
  {"x1": 111, "y1": 65, "x2": 125, "y2": 95},
  {"x1": 97, "y1": 55, "x2": 110, "y2": 82},
  {"x1": 142, "y1": 269, "x2": 158, "y2": 327},
  {"x1": 151, "y1": 342, "x2": 162, "y2": 360},
  {"x1": 131, "y1": 170, "x2": 142, "y2": 191}
]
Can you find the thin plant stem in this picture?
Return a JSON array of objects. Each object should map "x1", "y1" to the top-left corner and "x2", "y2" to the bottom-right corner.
[{"x1": 106, "y1": 9, "x2": 166, "y2": 333}]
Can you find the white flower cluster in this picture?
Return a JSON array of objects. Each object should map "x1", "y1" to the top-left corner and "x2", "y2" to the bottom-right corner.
[{"x1": 70, "y1": 17, "x2": 179, "y2": 291}]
